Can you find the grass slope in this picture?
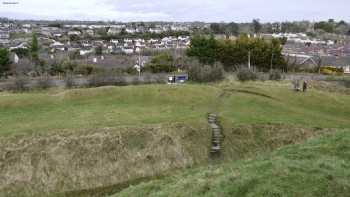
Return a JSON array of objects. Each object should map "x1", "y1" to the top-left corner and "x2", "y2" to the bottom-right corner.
[
  {"x1": 0, "y1": 81, "x2": 349, "y2": 136},
  {"x1": 1, "y1": 80, "x2": 350, "y2": 196},
  {"x1": 112, "y1": 130, "x2": 350, "y2": 197}
]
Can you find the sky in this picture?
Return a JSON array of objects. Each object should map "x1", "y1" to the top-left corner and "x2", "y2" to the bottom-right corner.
[{"x1": 0, "y1": 0, "x2": 349, "y2": 22}]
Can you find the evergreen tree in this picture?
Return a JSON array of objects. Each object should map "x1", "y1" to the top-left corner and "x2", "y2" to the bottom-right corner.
[{"x1": 0, "y1": 48, "x2": 11, "y2": 77}]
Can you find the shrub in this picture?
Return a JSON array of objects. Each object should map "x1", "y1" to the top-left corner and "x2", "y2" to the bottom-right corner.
[
  {"x1": 64, "y1": 74, "x2": 76, "y2": 88},
  {"x1": 125, "y1": 67, "x2": 138, "y2": 75},
  {"x1": 320, "y1": 66, "x2": 344, "y2": 75},
  {"x1": 344, "y1": 80, "x2": 350, "y2": 88},
  {"x1": 145, "y1": 53, "x2": 176, "y2": 73},
  {"x1": 75, "y1": 64, "x2": 98, "y2": 75},
  {"x1": 11, "y1": 75, "x2": 30, "y2": 92},
  {"x1": 62, "y1": 60, "x2": 78, "y2": 73},
  {"x1": 36, "y1": 75, "x2": 52, "y2": 89},
  {"x1": 237, "y1": 68, "x2": 258, "y2": 82},
  {"x1": 188, "y1": 61, "x2": 224, "y2": 83},
  {"x1": 50, "y1": 61, "x2": 65, "y2": 75},
  {"x1": 88, "y1": 72, "x2": 127, "y2": 87},
  {"x1": 269, "y1": 70, "x2": 283, "y2": 81},
  {"x1": 154, "y1": 74, "x2": 166, "y2": 83}
]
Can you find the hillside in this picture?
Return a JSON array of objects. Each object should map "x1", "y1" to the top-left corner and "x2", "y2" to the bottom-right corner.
[
  {"x1": 0, "y1": 80, "x2": 350, "y2": 196},
  {"x1": 113, "y1": 130, "x2": 350, "y2": 197},
  {"x1": 1, "y1": 80, "x2": 349, "y2": 136}
]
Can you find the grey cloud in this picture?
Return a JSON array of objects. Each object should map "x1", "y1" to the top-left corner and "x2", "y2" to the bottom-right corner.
[{"x1": 0, "y1": 0, "x2": 349, "y2": 21}]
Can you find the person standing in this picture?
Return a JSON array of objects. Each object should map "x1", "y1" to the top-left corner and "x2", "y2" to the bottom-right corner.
[{"x1": 303, "y1": 81, "x2": 308, "y2": 92}]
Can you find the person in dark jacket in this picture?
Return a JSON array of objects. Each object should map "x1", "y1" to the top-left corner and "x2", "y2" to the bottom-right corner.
[{"x1": 303, "y1": 81, "x2": 308, "y2": 92}]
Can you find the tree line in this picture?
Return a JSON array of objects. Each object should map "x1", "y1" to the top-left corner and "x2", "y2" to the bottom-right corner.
[
  {"x1": 207, "y1": 19, "x2": 350, "y2": 36},
  {"x1": 186, "y1": 34, "x2": 286, "y2": 72}
]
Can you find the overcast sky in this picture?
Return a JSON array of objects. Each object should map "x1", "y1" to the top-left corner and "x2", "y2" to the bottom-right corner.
[{"x1": 0, "y1": 0, "x2": 349, "y2": 22}]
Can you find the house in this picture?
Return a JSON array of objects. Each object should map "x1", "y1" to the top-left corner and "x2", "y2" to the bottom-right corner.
[
  {"x1": 80, "y1": 46, "x2": 94, "y2": 56},
  {"x1": 0, "y1": 30, "x2": 10, "y2": 39},
  {"x1": 149, "y1": 28, "x2": 163, "y2": 34},
  {"x1": 9, "y1": 42, "x2": 28, "y2": 51},
  {"x1": 50, "y1": 41, "x2": 65, "y2": 51},
  {"x1": 85, "y1": 29, "x2": 94, "y2": 36},
  {"x1": 110, "y1": 39, "x2": 119, "y2": 45},
  {"x1": 283, "y1": 53, "x2": 320, "y2": 71},
  {"x1": 321, "y1": 56, "x2": 350, "y2": 74},
  {"x1": 68, "y1": 31, "x2": 81, "y2": 36},
  {"x1": 343, "y1": 66, "x2": 350, "y2": 74},
  {"x1": 125, "y1": 28, "x2": 136, "y2": 34},
  {"x1": 107, "y1": 27, "x2": 122, "y2": 35},
  {"x1": 122, "y1": 46, "x2": 134, "y2": 54}
]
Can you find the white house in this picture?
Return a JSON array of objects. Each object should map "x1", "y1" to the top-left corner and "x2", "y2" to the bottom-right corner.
[
  {"x1": 126, "y1": 28, "x2": 136, "y2": 34},
  {"x1": 344, "y1": 66, "x2": 350, "y2": 74},
  {"x1": 80, "y1": 48, "x2": 94, "y2": 56},
  {"x1": 122, "y1": 46, "x2": 134, "y2": 54},
  {"x1": 107, "y1": 27, "x2": 122, "y2": 35},
  {"x1": 50, "y1": 41, "x2": 65, "y2": 51},
  {"x1": 0, "y1": 30, "x2": 10, "y2": 39},
  {"x1": 68, "y1": 31, "x2": 81, "y2": 36}
]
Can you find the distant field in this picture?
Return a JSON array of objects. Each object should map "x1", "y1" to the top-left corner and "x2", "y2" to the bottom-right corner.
[{"x1": 0, "y1": 80, "x2": 350, "y2": 136}]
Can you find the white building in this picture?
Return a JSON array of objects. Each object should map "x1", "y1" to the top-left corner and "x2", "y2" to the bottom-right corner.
[
  {"x1": 344, "y1": 65, "x2": 350, "y2": 74},
  {"x1": 68, "y1": 31, "x2": 81, "y2": 36}
]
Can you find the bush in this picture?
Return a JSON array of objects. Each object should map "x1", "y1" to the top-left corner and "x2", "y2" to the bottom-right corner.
[
  {"x1": 88, "y1": 72, "x2": 127, "y2": 87},
  {"x1": 269, "y1": 70, "x2": 283, "y2": 81},
  {"x1": 188, "y1": 61, "x2": 224, "y2": 83},
  {"x1": 145, "y1": 53, "x2": 176, "y2": 73},
  {"x1": 344, "y1": 80, "x2": 350, "y2": 88},
  {"x1": 62, "y1": 60, "x2": 78, "y2": 73},
  {"x1": 320, "y1": 66, "x2": 344, "y2": 75},
  {"x1": 75, "y1": 64, "x2": 98, "y2": 75},
  {"x1": 36, "y1": 75, "x2": 52, "y2": 90},
  {"x1": 237, "y1": 68, "x2": 258, "y2": 82},
  {"x1": 11, "y1": 76, "x2": 30, "y2": 92},
  {"x1": 64, "y1": 74, "x2": 76, "y2": 88}
]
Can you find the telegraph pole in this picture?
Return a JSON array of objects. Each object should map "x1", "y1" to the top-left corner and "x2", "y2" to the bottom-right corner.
[
  {"x1": 248, "y1": 51, "x2": 251, "y2": 70},
  {"x1": 270, "y1": 53, "x2": 274, "y2": 72}
]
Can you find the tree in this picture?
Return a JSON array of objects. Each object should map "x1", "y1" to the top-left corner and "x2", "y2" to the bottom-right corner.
[
  {"x1": 11, "y1": 48, "x2": 29, "y2": 58},
  {"x1": 69, "y1": 34, "x2": 80, "y2": 42},
  {"x1": 186, "y1": 35, "x2": 218, "y2": 65},
  {"x1": 314, "y1": 21, "x2": 334, "y2": 33},
  {"x1": 210, "y1": 23, "x2": 225, "y2": 34},
  {"x1": 145, "y1": 53, "x2": 175, "y2": 73},
  {"x1": 48, "y1": 23, "x2": 62, "y2": 28},
  {"x1": 30, "y1": 33, "x2": 39, "y2": 61},
  {"x1": 335, "y1": 20, "x2": 349, "y2": 35},
  {"x1": 279, "y1": 37, "x2": 288, "y2": 45},
  {"x1": 225, "y1": 22, "x2": 239, "y2": 36},
  {"x1": 252, "y1": 19, "x2": 262, "y2": 34},
  {"x1": 95, "y1": 46, "x2": 103, "y2": 56},
  {"x1": 30, "y1": 33, "x2": 46, "y2": 75},
  {"x1": 0, "y1": 48, "x2": 11, "y2": 77}
]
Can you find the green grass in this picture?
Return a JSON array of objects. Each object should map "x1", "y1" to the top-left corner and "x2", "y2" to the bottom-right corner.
[
  {"x1": 112, "y1": 130, "x2": 350, "y2": 197},
  {"x1": 0, "y1": 81, "x2": 350, "y2": 136},
  {"x1": 1, "y1": 80, "x2": 350, "y2": 196},
  {"x1": 0, "y1": 85, "x2": 219, "y2": 135}
]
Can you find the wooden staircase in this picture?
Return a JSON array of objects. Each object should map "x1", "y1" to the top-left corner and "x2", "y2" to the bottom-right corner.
[{"x1": 208, "y1": 114, "x2": 223, "y2": 156}]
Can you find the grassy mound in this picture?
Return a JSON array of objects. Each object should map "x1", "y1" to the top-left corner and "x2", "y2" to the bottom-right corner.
[
  {"x1": 112, "y1": 130, "x2": 350, "y2": 197},
  {"x1": 1, "y1": 81, "x2": 349, "y2": 136},
  {"x1": 0, "y1": 80, "x2": 349, "y2": 196}
]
